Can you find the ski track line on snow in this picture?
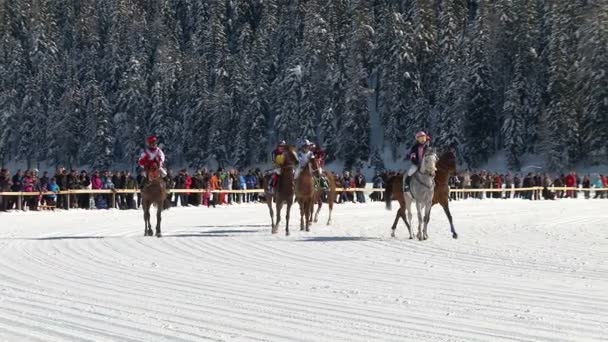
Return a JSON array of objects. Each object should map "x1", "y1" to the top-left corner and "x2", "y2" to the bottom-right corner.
[
  {"x1": 25, "y1": 234, "x2": 604, "y2": 340},
  {"x1": 2, "y1": 238, "x2": 420, "y2": 342}
]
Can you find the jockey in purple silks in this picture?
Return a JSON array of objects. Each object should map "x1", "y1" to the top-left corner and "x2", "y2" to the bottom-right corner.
[{"x1": 404, "y1": 131, "x2": 430, "y2": 191}]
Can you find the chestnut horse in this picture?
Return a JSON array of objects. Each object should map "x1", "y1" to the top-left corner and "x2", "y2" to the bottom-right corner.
[
  {"x1": 262, "y1": 146, "x2": 298, "y2": 236},
  {"x1": 313, "y1": 171, "x2": 337, "y2": 225},
  {"x1": 384, "y1": 149, "x2": 459, "y2": 239},
  {"x1": 141, "y1": 163, "x2": 168, "y2": 237},
  {"x1": 296, "y1": 156, "x2": 321, "y2": 232}
]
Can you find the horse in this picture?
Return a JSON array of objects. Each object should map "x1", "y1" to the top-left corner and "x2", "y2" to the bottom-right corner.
[
  {"x1": 313, "y1": 171, "x2": 337, "y2": 225},
  {"x1": 262, "y1": 146, "x2": 298, "y2": 236},
  {"x1": 385, "y1": 148, "x2": 459, "y2": 239},
  {"x1": 296, "y1": 156, "x2": 320, "y2": 232},
  {"x1": 141, "y1": 163, "x2": 168, "y2": 237}
]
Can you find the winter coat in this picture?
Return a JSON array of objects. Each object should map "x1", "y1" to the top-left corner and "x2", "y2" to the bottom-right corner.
[
  {"x1": 591, "y1": 176, "x2": 602, "y2": 188},
  {"x1": 0, "y1": 173, "x2": 11, "y2": 191},
  {"x1": 210, "y1": 175, "x2": 221, "y2": 190},
  {"x1": 102, "y1": 176, "x2": 114, "y2": 189},
  {"x1": 565, "y1": 175, "x2": 576, "y2": 187},
  {"x1": 372, "y1": 175, "x2": 383, "y2": 188},
  {"x1": 239, "y1": 175, "x2": 247, "y2": 189},
  {"x1": 91, "y1": 175, "x2": 103, "y2": 190},
  {"x1": 80, "y1": 175, "x2": 91, "y2": 188},
  {"x1": 48, "y1": 183, "x2": 60, "y2": 201},
  {"x1": 175, "y1": 174, "x2": 186, "y2": 189},
  {"x1": 22, "y1": 176, "x2": 34, "y2": 192},
  {"x1": 125, "y1": 176, "x2": 138, "y2": 189},
  {"x1": 11, "y1": 174, "x2": 22, "y2": 191},
  {"x1": 222, "y1": 175, "x2": 233, "y2": 190},
  {"x1": 246, "y1": 175, "x2": 256, "y2": 189}
]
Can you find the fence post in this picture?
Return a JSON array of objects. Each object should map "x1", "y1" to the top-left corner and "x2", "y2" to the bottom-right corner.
[
  {"x1": 111, "y1": 191, "x2": 116, "y2": 209},
  {"x1": 66, "y1": 192, "x2": 70, "y2": 209},
  {"x1": 17, "y1": 194, "x2": 22, "y2": 210}
]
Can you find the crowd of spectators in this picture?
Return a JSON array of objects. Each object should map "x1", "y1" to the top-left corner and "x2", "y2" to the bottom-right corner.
[{"x1": 1, "y1": 166, "x2": 606, "y2": 212}]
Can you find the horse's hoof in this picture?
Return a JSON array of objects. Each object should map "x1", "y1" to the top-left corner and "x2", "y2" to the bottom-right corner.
[
  {"x1": 409, "y1": 236, "x2": 413, "y2": 240},
  {"x1": 286, "y1": 231, "x2": 290, "y2": 236},
  {"x1": 391, "y1": 232, "x2": 395, "y2": 238},
  {"x1": 156, "y1": 234, "x2": 162, "y2": 238},
  {"x1": 306, "y1": 228, "x2": 310, "y2": 232},
  {"x1": 452, "y1": 233, "x2": 458, "y2": 239}
]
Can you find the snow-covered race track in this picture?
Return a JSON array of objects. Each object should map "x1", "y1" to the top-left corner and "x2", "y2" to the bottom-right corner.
[{"x1": 1, "y1": 200, "x2": 606, "y2": 342}]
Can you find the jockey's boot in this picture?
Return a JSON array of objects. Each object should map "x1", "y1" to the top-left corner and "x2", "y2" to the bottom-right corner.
[
  {"x1": 320, "y1": 176, "x2": 329, "y2": 191},
  {"x1": 267, "y1": 177, "x2": 276, "y2": 194},
  {"x1": 404, "y1": 175, "x2": 411, "y2": 192}
]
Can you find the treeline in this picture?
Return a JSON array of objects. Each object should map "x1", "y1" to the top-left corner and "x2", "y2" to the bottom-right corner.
[{"x1": 0, "y1": 0, "x2": 606, "y2": 171}]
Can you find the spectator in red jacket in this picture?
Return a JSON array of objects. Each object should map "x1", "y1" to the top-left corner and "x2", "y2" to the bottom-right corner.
[{"x1": 565, "y1": 171, "x2": 577, "y2": 198}]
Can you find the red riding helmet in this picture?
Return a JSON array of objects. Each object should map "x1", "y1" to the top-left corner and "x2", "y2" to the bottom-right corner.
[{"x1": 147, "y1": 135, "x2": 158, "y2": 145}]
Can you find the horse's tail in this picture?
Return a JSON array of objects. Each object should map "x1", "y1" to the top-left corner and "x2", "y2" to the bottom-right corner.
[{"x1": 385, "y1": 176, "x2": 394, "y2": 211}]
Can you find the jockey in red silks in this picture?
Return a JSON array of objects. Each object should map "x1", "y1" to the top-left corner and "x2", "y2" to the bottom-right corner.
[
  {"x1": 138, "y1": 135, "x2": 167, "y2": 180},
  {"x1": 404, "y1": 131, "x2": 431, "y2": 191},
  {"x1": 310, "y1": 142, "x2": 326, "y2": 171},
  {"x1": 309, "y1": 141, "x2": 330, "y2": 190}
]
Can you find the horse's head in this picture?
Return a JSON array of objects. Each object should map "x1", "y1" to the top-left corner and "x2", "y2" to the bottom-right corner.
[
  {"x1": 438, "y1": 149, "x2": 457, "y2": 175},
  {"x1": 420, "y1": 148, "x2": 439, "y2": 176},
  {"x1": 283, "y1": 145, "x2": 299, "y2": 168},
  {"x1": 306, "y1": 155, "x2": 322, "y2": 177}
]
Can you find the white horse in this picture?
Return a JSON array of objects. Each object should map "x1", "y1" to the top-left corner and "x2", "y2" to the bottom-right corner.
[{"x1": 401, "y1": 148, "x2": 439, "y2": 240}]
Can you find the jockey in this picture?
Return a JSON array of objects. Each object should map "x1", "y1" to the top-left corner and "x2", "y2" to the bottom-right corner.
[
  {"x1": 310, "y1": 142, "x2": 329, "y2": 190},
  {"x1": 138, "y1": 135, "x2": 167, "y2": 180},
  {"x1": 267, "y1": 140, "x2": 288, "y2": 193},
  {"x1": 404, "y1": 131, "x2": 430, "y2": 191},
  {"x1": 295, "y1": 138, "x2": 314, "y2": 179},
  {"x1": 310, "y1": 142, "x2": 326, "y2": 171}
]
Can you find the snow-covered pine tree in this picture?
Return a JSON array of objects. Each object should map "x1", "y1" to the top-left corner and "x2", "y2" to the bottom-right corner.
[
  {"x1": 463, "y1": 3, "x2": 496, "y2": 168},
  {"x1": 433, "y1": 0, "x2": 467, "y2": 149},
  {"x1": 84, "y1": 76, "x2": 113, "y2": 170},
  {"x1": 542, "y1": 0, "x2": 582, "y2": 170},
  {"x1": 319, "y1": 105, "x2": 337, "y2": 161},
  {"x1": 274, "y1": 63, "x2": 303, "y2": 144},
  {"x1": 0, "y1": 28, "x2": 25, "y2": 164},
  {"x1": 579, "y1": 1, "x2": 608, "y2": 163},
  {"x1": 502, "y1": 60, "x2": 528, "y2": 170},
  {"x1": 337, "y1": 1, "x2": 372, "y2": 169},
  {"x1": 114, "y1": 57, "x2": 149, "y2": 165}
]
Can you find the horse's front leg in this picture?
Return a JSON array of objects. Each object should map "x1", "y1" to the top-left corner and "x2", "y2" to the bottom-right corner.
[
  {"x1": 299, "y1": 199, "x2": 305, "y2": 231},
  {"x1": 416, "y1": 202, "x2": 423, "y2": 240},
  {"x1": 143, "y1": 204, "x2": 152, "y2": 236},
  {"x1": 314, "y1": 196, "x2": 321, "y2": 223},
  {"x1": 155, "y1": 204, "x2": 162, "y2": 238},
  {"x1": 422, "y1": 205, "x2": 432, "y2": 240},
  {"x1": 441, "y1": 200, "x2": 458, "y2": 239},
  {"x1": 400, "y1": 206, "x2": 413, "y2": 239},
  {"x1": 267, "y1": 197, "x2": 275, "y2": 234},
  {"x1": 306, "y1": 201, "x2": 312, "y2": 232},
  {"x1": 285, "y1": 201, "x2": 291, "y2": 236},
  {"x1": 273, "y1": 201, "x2": 282, "y2": 234}
]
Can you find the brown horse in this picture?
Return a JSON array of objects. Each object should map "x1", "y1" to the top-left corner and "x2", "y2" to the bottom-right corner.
[
  {"x1": 384, "y1": 149, "x2": 459, "y2": 239},
  {"x1": 141, "y1": 164, "x2": 168, "y2": 237},
  {"x1": 262, "y1": 146, "x2": 298, "y2": 236},
  {"x1": 313, "y1": 171, "x2": 337, "y2": 225},
  {"x1": 296, "y1": 156, "x2": 320, "y2": 232}
]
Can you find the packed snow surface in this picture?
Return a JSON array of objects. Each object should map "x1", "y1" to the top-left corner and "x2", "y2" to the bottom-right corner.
[{"x1": 0, "y1": 200, "x2": 607, "y2": 341}]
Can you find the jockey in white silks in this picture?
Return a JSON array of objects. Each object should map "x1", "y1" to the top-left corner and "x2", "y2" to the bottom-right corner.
[{"x1": 295, "y1": 139, "x2": 314, "y2": 179}]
